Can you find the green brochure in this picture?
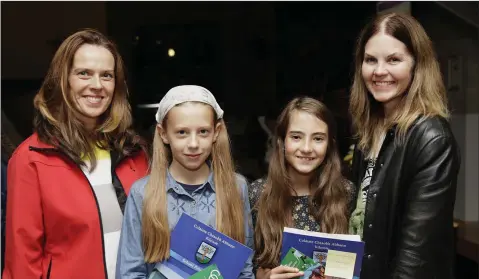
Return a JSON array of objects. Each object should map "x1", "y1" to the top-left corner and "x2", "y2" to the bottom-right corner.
[
  {"x1": 188, "y1": 264, "x2": 223, "y2": 279},
  {"x1": 280, "y1": 247, "x2": 317, "y2": 271}
]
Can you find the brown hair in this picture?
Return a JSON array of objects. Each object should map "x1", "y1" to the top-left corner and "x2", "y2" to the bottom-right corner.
[
  {"x1": 33, "y1": 29, "x2": 146, "y2": 168},
  {"x1": 141, "y1": 103, "x2": 245, "y2": 262},
  {"x1": 349, "y1": 13, "x2": 449, "y2": 156},
  {"x1": 254, "y1": 97, "x2": 349, "y2": 268}
]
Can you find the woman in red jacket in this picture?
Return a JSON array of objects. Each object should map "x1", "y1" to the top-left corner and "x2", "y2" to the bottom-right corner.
[{"x1": 3, "y1": 29, "x2": 149, "y2": 279}]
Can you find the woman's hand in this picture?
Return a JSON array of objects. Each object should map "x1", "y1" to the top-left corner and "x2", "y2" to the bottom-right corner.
[{"x1": 257, "y1": 266, "x2": 304, "y2": 279}]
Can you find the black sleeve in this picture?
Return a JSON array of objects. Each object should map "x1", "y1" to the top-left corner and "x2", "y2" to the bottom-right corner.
[{"x1": 391, "y1": 135, "x2": 460, "y2": 278}]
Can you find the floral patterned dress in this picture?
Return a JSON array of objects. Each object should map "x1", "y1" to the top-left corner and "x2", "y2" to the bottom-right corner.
[
  {"x1": 249, "y1": 178, "x2": 322, "y2": 231},
  {"x1": 248, "y1": 177, "x2": 355, "y2": 273}
]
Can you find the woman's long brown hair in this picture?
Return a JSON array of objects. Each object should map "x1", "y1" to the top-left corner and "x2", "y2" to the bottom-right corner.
[
  {"x1": 349, "y1": 13, "x2": 449, "y2": 156},
  {"x1": 254, "y1": 97, "x2": 349, "y2": 268},
  {"x1": 141, "y1": 104, "x2": 245, "y2": 262},
  {"x1": 33, "y1": 29, "x2": 146, "y2": 168}
]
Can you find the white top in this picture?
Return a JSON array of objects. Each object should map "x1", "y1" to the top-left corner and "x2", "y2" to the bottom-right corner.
[{"x1": 82, "y1": 148, "x2": 122, "y2": 279}]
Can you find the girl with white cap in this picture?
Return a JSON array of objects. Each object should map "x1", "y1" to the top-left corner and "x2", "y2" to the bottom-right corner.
[{"x1": 116, "y1": 85, "x2": 254, "y2": 279}]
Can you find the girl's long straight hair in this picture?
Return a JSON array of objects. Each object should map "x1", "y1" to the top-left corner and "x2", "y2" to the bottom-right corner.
[
  {"x1": 254, "y1": 97, "x2": 349, "y2": 268},
  {"x1": 141, "y1": 112, "x2": 245, "y2": 262}
]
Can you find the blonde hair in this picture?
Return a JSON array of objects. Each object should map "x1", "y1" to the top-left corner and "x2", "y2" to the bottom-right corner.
[
  {"x1": 142, "y1": 106, "x2": 245, "y2": 262},
  {"x1": 349, "y1": 13, "x2": 449, "y2": 155}
]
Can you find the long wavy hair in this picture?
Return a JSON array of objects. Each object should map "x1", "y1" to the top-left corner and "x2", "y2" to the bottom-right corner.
[
  {"x1": 349, "y1": 13, "x2": 449, "y2": 156},
  {"x1": 141, "y1": 103, "x2": 245, "y2": 263},
  {"x1": 33, "y1": 29, "x2": 146, "y2": 168},
  {"x1": 254, "y1": 97, "x2": 349, "y2": 268}
]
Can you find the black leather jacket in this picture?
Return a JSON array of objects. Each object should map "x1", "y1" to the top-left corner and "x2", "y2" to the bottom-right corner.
[{"x1": 349, "y1": 116, "x2": 460, "y2": 279}]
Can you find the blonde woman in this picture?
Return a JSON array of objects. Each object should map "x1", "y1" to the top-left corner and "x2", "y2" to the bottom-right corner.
[
  {"x1": 116, "y1": 85, "x2": 254, "y2": 279},
  {"x1": 348, "y1": 13, "x2": 460, "y2": 278}
]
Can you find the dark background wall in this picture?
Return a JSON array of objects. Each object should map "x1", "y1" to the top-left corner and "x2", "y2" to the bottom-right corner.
[{"x1": 1, "y1": 1, "x2": 377, "y2": 178}]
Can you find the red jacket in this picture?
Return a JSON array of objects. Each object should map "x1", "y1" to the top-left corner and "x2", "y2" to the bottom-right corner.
[{"x1": 3, "y1": 133, "x2": 149, "y2": 279}]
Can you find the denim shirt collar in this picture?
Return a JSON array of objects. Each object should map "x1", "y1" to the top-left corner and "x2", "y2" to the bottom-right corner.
[{"x1": 165, "y1": 161, "x2": 216, "y2": 194}]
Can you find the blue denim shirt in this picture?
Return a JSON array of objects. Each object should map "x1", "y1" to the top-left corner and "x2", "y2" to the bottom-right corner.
[{"x1": 116, "y1": 169, "x2": 255, "y2": 279}]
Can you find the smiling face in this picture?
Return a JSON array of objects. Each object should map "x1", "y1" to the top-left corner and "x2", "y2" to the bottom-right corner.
[
  {"x1": 361, "y1": 32, "x2": 415, "y2": 114},
  {"x1": 68, "y1": 44, "x2": 115, "y2": 130},
  {"x1": 284, "y1": 110, "x2": 329, "y2": 178},
  {"x1": 159, "y1": 102, "x2": 220, "y2": 173}
]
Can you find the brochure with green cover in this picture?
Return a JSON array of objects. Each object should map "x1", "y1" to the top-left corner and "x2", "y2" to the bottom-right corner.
[
  {"x1": 280, "y1": 247, "x2": 316, "y2": 271},
  {"x1": 188, "y1": 264, "x2": 223, "y2": 279}
]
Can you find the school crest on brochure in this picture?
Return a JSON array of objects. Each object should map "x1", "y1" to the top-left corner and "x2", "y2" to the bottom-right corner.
[{"x1": 196, "y1": 242, "x2": 217, "y2": 264}]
